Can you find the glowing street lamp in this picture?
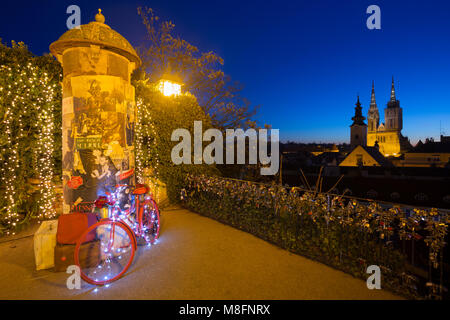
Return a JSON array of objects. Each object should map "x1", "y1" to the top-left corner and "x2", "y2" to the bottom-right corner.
[{"x1": 157, "y1": 73, "x2": 183, "y2": 97}]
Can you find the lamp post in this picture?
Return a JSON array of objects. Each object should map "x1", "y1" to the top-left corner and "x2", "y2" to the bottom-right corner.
[{"x1": 156, "y1": 73, "x2": 183, "y2": 97}]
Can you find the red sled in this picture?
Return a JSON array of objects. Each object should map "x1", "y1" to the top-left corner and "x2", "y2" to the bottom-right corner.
[{"x1": 56, "y1": 213, "x2": 98, "y2": 245}]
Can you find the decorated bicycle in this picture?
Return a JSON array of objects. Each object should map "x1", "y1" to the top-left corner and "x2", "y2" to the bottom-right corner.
[{"x1": 74, "y1": 178, "x2": 160, "y2": 285}]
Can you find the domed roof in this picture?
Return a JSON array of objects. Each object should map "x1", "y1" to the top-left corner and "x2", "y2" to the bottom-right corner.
[{"x1": 50, "y1": 9, "x2": 141, "y2": 67}]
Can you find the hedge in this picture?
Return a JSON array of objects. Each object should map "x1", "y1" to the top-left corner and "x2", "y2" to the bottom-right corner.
[{"x1": 182, "y1": 174, "x2": 450, "y2": 300}]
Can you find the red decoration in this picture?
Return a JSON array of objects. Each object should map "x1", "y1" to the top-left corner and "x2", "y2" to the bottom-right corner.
[
  {"x1": 133, "y1": 184, "x2": 150, "y2": 195},
  {"x1": 94, "y1": 196, "x2": 109, "y2": 209},
  {"x1": 67, "y1": 176, "x2": 83, "y2": 189},
  {"x1": 119, "y1": 168, "x2": 134, "y2": 181}
]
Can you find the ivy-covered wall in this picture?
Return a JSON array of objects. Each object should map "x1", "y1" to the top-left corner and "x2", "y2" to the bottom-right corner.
[{"x1": 0, "y1": 41, "x2": 62, "y2": 234}]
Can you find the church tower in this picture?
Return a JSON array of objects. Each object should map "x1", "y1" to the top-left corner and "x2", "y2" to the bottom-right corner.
[
  {"x1": 367, "y1": 81, "x2": 380, "y2": 132},
  {"x1": 366, "y1": 77, "x2": 410, "y2": 156},
  {"x1": 385, "y1": 77, "x2": 403, "y2": 131},
  {"x1": 350, "y1": 96, "x2": 367, "y2": 148}
]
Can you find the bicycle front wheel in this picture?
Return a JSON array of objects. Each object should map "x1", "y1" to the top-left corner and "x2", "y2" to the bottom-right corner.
[{"x1": 74, "y1": 219, "x2": 136, "y2": 285}]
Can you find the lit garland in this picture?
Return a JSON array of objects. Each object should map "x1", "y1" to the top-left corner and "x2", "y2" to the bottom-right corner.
[
  {"x1": 135, "y1": 97, "x2": 160, "y2": 197},
  {"x1": 34, "y1": 69, "x2": 58, "y2": 220},
  {"x1": 0, "y1": 62, "x2": 59, "y2": 234},
  {"x1": 135, "y1": 97, "x2": 148, "y2": 184},
  {"x1": 0, "y1": 65, "x2": 20, "y2": 230}
]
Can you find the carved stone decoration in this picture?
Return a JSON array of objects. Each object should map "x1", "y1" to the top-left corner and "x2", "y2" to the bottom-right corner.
[{"x1": 50, "y1": 10, "x2": 141, "y2": 213}]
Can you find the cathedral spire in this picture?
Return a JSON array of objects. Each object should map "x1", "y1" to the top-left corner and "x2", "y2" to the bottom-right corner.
[
  {"x1": 387, "y1": 76, "x2": 400, "y2": 109},
  {"x1": 368, "y1": 82, "x2": 380, "y2": 132},
  {"x1": 390, "y1": 76, "x2": 396, "y2": 102},
  {"x1": 370, "y1": 80, "x2": 377, "y2": 107}
]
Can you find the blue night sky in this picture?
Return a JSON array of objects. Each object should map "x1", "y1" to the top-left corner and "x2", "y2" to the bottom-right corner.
[{"x1": 1, "y1": 0, "x2": 450, "y2": 144}]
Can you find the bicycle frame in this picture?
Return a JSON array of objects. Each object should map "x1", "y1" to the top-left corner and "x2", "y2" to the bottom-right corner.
[{"x1": 100, "y1": 185, "x2": 159, "y2": 243}]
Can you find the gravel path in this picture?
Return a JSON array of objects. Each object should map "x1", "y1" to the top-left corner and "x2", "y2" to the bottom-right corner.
[{"x1": 0, "y1": 208, "x2": 402, "y2": 299}]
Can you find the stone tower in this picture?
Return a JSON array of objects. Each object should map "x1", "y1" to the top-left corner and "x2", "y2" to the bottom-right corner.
[
  {"x1": 385, "y1": 77, "x2": 403, "y2": 131},
  {"x1": 350, "y1": 96, "x2": 367, "y2": 148},
  {"x1": 50, "y1": 9, "x2": 141, "y2": 213}
]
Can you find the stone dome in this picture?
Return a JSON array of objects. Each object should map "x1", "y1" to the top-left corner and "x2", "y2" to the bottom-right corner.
[{"x1": 50, "y1": 10, "x2": 141, "y2": 67}]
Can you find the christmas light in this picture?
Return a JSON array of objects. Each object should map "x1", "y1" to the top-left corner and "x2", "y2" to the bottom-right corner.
[
  {"x1": 0, "y1": 61, "x2": 60, "y2": 233},
  {"x1": 135, "y1": 97, "x2": 160, "y2": 199}
]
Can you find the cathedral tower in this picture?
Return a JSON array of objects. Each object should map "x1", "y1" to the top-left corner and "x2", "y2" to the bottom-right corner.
[
  {"x1": 385, "y1": 77, "x2": 403, "y2": 131},
  {"x1": 350, "y1": 96, "x2": 367, "y2": 148},
  {"x1": 366, "y1": 77, "x2": 410, "y2": 156}
]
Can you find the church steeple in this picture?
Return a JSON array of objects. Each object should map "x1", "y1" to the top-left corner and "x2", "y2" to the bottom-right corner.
[
  {"x1": 390, "y1": 76, "x2": 396, "y2": 102},
  {"x1": 385, "y1": 77, "x2": 403, "y2": 131},
  {"x1": 371, "y1": 81, "x2": 377, "y2": 106},
  {"x1": 387, "y1": 76, "x2": 400, "y2": 109},
  {"x1": 368, "y1": 81, "x2": 380, "y2": 132},
  {"x1": 351, "y1": 95, "x2": 366, "y2": 126},
  {"x1": 350, "y1": 95, "x2": 367, "y2": 148}
]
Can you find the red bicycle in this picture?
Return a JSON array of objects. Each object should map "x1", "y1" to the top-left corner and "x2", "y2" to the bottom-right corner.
[{"x1": 74, "y1": 184, "x2": 160, "y2": 285}]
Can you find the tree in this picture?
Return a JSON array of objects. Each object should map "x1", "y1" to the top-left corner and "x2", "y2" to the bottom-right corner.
[
  {"x1": 134, "y1": 80, "x2": 219, "y2": 202},
  {"x1": 134, "y1": 7, "x2": 258, "y2": 130}
]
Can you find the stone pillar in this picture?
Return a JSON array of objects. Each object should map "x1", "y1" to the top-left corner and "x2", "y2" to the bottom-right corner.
[{"x1": 50, "y1": 10, "x2": 141, "y2": 213}]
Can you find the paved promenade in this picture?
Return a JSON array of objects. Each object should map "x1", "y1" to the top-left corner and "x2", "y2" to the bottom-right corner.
[{"x1": 0, "y1": 208, "x2": 401, "y2": 299}]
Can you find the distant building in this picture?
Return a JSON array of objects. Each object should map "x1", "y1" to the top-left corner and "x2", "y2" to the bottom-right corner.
[
  {"x1": 310, "y1": 144, "x2": 340, "y2": 156},
  {"x1": 366, "y1": 78, "x2": 411, "y2": 156},
  {"x1": 398, "y1": 136, "x2": 450, "y2": 167},
  {"x1": 339, "y1": 145, "x2": 392, "y2": 167}
]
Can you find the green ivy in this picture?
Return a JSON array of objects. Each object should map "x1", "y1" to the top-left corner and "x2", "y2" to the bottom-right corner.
[
  {"x1": 182, "y1": 174, "x2": 450, "y2": 299},
  {"x1": 0, "y1": 41, "x2": 62, "y2": 233}
]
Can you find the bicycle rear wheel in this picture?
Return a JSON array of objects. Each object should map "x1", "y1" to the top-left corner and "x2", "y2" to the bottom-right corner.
[
  {"x1": 150, "y1": 199, "x2": 160, "y2": 241},
  {"x1": 74, "y1": 219, "x2": 136, "y2": 285},
  {"x1": 141, "y1": 199, "x2": 160, "y2": 244}
]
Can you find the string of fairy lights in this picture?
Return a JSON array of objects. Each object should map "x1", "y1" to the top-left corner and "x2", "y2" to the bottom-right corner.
[
  {"x1": 0, "y1": 62, "x2": 58, "y2": 234},
  {"x1": 0, "y1": 65, "x2": 20, "y2": 229},
  {"x1": 35, "y1": 70, "x2": 58, "y2": 220},
  {"x1": 135, "y1": 96, "x2": 161, "y2": 199},
  {"x1": 135, "y1": 97, "x2": 147, "y2": 184}
]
